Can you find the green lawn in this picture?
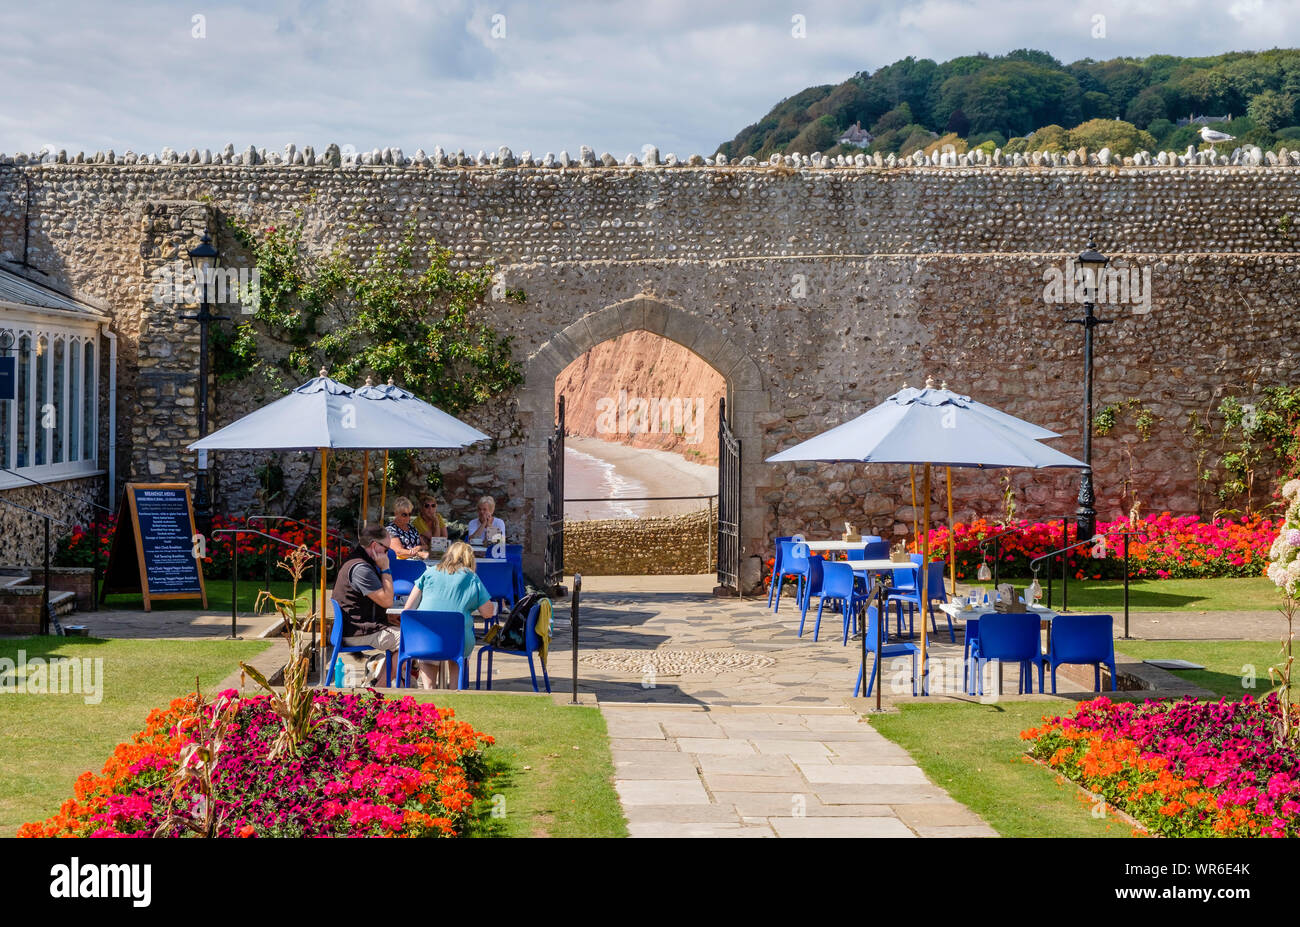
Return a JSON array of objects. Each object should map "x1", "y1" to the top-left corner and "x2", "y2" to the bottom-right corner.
[
  {"x1": 0, "y1": 636, "x2": 625, "y2": 838},
  {"x1": 101, "y1": 578, "x2": 312, "y2": 615},
  {"x1": 420, "y1": 694, "x2": 627, "y2": 838},
  {"x1": 1117, "y1": 639, "x2": 1295, "y2": 698},
  {"x1": 0, "y1": 637, "x2": 269, "y2": 835},
  {"x1": 974, "y1": 576, "x2": 1276, "y2": 612},
  {"x1": 870, "y1": 701, "x2": 1128, "y2": 838}
]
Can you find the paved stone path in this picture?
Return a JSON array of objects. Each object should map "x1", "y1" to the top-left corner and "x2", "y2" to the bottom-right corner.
[{"x1": 605, "y1": 701, "x2": 995, "y2": 837}]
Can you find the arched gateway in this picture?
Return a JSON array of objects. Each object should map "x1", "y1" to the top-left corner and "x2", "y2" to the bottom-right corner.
[{"x1": 516, "y1": 295, "x2": 767, "y2": 590}]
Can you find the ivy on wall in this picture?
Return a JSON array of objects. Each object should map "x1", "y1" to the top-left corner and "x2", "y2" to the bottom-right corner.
[{"x1": 218, "y1": 212, "x2": 524, "y2": 413}]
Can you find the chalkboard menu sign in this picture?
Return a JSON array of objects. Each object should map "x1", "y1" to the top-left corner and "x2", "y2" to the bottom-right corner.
[{"x1": 102, "y1": 483, "x2": 207, "y2": 610}]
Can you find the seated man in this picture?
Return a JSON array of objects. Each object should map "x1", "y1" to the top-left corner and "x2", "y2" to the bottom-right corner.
[{"x1": 332, "y1": 526, "x2": 398, "y2": 684}]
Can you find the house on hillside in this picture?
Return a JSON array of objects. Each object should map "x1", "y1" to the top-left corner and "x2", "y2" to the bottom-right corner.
[
  {"x1": 1176, "y1": 114, "x2": 1232, "y2": 127},
  {"x1": 837, "y1": 122, "x2": 873, "y2": 148}
]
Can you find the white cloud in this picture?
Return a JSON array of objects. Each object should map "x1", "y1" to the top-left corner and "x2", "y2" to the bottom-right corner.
[{"x1": 2, "y1": 0, "x2": 1299, "y2": 158}]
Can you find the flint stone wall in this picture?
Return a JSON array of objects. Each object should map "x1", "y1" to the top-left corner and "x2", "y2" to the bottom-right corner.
[
  {"x1": 1, "y1": 161, "x2": 1299, "y2": 579},
  {"x1": 565, "y1": 509, "x2": 717, "y2": 576}
]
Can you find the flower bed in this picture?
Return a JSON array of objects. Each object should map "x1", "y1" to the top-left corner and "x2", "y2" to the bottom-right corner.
[
  {"x1": 18, "y1": 689, "x2": 494, "y2": 838},
  {"x1": 55, "y1": 514, "x2": 338, "y2": 580},
  {"x1": 1022, "y1": 695, "x2": 1300, "y2": 837},
  {"x1": 922, "y1": 513, "x2": 1276, "y2": 581}
]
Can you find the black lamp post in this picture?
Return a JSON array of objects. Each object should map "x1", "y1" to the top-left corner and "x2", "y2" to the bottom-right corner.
[
  {"x1": 1066, "y1": 240, "x2": 1112, "y2": 541},
  {"x1": 185, "y1": 232, "x2": 226, "y2": 535}
]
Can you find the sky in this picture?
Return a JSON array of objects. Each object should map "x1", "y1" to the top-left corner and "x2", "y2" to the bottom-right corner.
[{"x1": 4, "y1": 0, "x2": 1300, "y2": 160}]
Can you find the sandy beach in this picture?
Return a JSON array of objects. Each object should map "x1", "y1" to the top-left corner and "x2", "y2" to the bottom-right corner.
[{"x1": 565, "y1": 436, "x2": 718, "y2": 520}]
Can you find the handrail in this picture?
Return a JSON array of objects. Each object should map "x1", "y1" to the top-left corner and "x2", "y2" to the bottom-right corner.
[
  {"x1": 976, "y1": 514, "x2": 1077, "y2": 608},
  {"x1": 0, "y1": 496, "x2": 71, "y2": 635},
  {"x1": 1029, "y1": 528, "x2": 1138, "y2": 638},
  {"x1": 0, "y1": 466, "x2": 112, "y2": 607},
  {"x1": 247, "y1": 514, "x2": 348, "y2": 541},
  {"x1": 211, "y1": 528, "x2": 335, "y2": 639}
]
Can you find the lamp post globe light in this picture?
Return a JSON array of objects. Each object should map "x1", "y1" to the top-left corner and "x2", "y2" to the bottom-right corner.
[
  {"x1": 186, "y1": 231, "x2": 223, "y2": 535},
  {"x1": 1068, "y1": 240, "x2": 1112, "y2": 542}
]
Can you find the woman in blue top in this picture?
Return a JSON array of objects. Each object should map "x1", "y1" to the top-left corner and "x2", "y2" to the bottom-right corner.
[{"x1": 403, "y1": 541, "x2": 496, "y2": 688}]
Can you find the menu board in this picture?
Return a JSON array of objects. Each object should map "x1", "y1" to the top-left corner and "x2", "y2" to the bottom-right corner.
[{"x1": 102, "y1": 483, "x2": 207, "y2": 610}]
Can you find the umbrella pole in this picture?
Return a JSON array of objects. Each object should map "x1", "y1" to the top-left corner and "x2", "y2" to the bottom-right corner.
[
  {"x1": 946, "y1": 467, "x2": 956, "y2": 596},
  {"x1": 380, "y1": 450, "x2": 389, "y2": 523},
  {"x1": 361, "y1": 450, "x2": 370, "y2": 530},
  {"x1": 920, "y1": 464, "x2": 931, "y2": 695},
  {"x1": 909, "y1": 465, "x2": 919, "y2": 552},
  {"x1": 319, "y1": 448, "x2": 329, "y2": 656}
]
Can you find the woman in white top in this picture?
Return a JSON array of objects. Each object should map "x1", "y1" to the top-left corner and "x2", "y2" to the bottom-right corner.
[{"x1": 466, "y1": 495, "x2": 506, "y2": 546}]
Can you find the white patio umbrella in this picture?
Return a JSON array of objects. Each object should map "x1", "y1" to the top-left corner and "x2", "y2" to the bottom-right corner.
[
  {"x1": 191, "y1": 369, "x2": 489, "y2": 645},
  {"x1": 767, "y1": 379, "x2": 1086, "y2": 699},
  {"x1": 353, "y1": 377, "x2": 490, "y2": 526}
]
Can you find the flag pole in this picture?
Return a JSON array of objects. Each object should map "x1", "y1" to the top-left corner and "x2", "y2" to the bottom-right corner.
[{"x1": 920, "y1": 463, "x2": 931, "y2": 695}]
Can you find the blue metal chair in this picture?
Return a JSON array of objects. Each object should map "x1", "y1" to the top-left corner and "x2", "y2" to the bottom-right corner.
[
  {"x1": 1048, "y1": 613, "x2": 1117, "y2": 693},
  {"x1": 807, "y1": 561, "x2": 869, "y2": 644},
  {"x1": 845, "y1": 539, "x2": 890, "y2": 562},
  {"x1": 961, "y1": 616, "x2": 981, "y2": 694},
  {"x1": 853, "y1": 605, "x2": 918, "y2": 697},
  {"x1": 476, "y1": 559, "x2": 517, "y2": 622},
  {"x1": 324, "y1": 598, "x2": 391, "y2": 687},
  {"x1": 386, "y1": 551, "x2": 429, "y2": 599},
  {"x1": 394, "y1": 609, "x2": 468, "y2": 689},
  {"x1": 794, "y1": 552, "x2": 827, "y2": 636},
  {"x1": 774, "y1": 538, "x2": 812, "y2": 613},
  {"x1": 887, "y1": 560, "x2": 955, "y2": 643},
  {"x1": 476, "y1": 601, "x2": 551, "y2": 692},
  {"x1": 767, "y1": 536, "x2": 793, "y2": 609},
  {"x1": 968, "y1": 612, "x2": 1045, "y2": 695}
]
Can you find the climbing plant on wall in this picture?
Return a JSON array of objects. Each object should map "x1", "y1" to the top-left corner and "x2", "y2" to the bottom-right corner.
[
  {"x1": 1214, "y1": 387, "x2": 1300, "y2": 516},
  {"x1": 220, "y1": 212, "x2": 524, "y2": 413}
]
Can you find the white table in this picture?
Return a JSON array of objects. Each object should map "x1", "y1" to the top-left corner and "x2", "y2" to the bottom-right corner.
[
  {"x1": 846, "y1": 559, "x2": 911, "y2": 573},
  {"x1": 804, "y1": 540, "x2": 884, "y2": 553},
  {"x1": 939, "y1": 602, "x2": 1058, "y2": 622}
]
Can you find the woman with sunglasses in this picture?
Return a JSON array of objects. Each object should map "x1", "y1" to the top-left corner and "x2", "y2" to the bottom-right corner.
[
  {"x1": 414, "y1": 494, "x2": 448, "y2": 546},
  {"x1": 385, "y1": 496, "x2": 429, "y2": 559}
]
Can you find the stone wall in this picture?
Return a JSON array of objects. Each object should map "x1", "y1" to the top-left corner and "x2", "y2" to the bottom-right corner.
[
  {"x1": 0, "y1": 476, "x2": 106, "y2": 570},
  {"x1": 565, "y1": 509, "x2": 717, "y2": 576},
  {"x1": 2, "y1": 159, "x2": 1299, "y2": 582}
]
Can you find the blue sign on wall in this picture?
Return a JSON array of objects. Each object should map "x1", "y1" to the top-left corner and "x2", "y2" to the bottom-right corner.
[{"x1": 0, "y1": 356, "x2": 14, "y2": 401}]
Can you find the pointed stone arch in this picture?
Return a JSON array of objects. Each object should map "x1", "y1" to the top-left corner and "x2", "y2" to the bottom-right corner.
[{"x1": 517, "y1": 295, "x2": 766, "y2": 580}]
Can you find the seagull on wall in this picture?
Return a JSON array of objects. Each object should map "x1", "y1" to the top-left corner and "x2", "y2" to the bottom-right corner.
[{"x1": 1200, "y1": 125, "x2": 1236, "y2": 152}]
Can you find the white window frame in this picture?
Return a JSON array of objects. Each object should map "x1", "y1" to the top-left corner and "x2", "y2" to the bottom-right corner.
[{"x1": 0, "y1": 307, "x2": 102, "y2": 491}]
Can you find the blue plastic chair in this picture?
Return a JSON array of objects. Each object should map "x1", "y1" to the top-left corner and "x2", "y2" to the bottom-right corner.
[
  {"x1": 774, "y1": 538, "x2": 813, "y2": 613},
  {"x1": 323, "y1": 598, "x2": 392, "y2": 687},
  {"x1": 794, "y1": 553, "x2": 827, "y2": 635},
  {"x1": 505, "y1": 544, "x2": 526, "y2": 599},
  {"x1": 853, "y1": 606, "x2": 918, "y2": 697},
  {"x1": 476, "y1": 559, "x2": 517, "y2": 620},
  {"x1": 767, "y1": 536, "x2": 793, "y2": 609},
  {"x1": 806, "y1": 561, "x2": 869, "y2": 644},
  {"x1": 846, "y1": 539, "x2": 890, "y2": 562},
  {"x1": 961, "y1": 616, "x2": 981, "y2": 694},
  {"x1": 1048, "y1": 613, "x2": 1117, "y2": 693},
  {"x1": 968, "y1": 612, "x2": 1045, "y2": 695},
  {"x1": 887, "y1": 561, "x2": 955, "y2": 643},
  {"x1": 394, "y1": 610, "x2": 468, "y2": 689},
  {"x1": 386, "y1": 551, "x2": 429, "y2": 599},
  {"x1": 476, "y1": 601, "x2": 551, "y2": 692}
]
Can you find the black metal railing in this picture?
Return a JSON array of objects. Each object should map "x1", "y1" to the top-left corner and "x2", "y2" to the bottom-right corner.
[
  {"x1": 717, "y1": 397, "x2": 741, "y2": 593},
  {"x1": 977, "y1": 514, "x2": 1077, "y2": 609},
  {"x1": 0, "y1": 496, "x2": 72, "y2": 635},
  {"x1": 544, "y1": 396, "x2": 565, "y2": 592},
  {"x1": 0, "y1": 467, "x2": 112, "y2": 605},
  {"x1": 211, "y1": 528, "x2": 335, "y2": 641},
  {"x1": 1030, "y1": 529, "x2": 1137, "y2": 639}
]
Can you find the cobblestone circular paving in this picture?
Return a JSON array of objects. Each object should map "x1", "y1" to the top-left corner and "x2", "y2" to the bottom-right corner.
[{"x1": 578, "y1": 648, "x2": 777, "y2": 675}]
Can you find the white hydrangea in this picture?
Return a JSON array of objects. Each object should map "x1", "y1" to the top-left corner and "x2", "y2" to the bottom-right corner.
[{"x1": 1283, "y1": 479, "x2": 1300, "y2": 501}]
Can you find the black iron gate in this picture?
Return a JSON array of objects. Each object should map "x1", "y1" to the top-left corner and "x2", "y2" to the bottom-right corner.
[
  {"x1": 544, "y1": 395, "x2": 565, "y2": 590},
  {"x1": 716, "y1": 397, "x2": 741, "y2": 591}
]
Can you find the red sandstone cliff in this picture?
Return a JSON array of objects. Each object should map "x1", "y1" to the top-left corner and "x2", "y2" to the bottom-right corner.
[{"x1": 555, "y1": 331, "x2": 724, "y2": 465}]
